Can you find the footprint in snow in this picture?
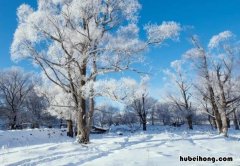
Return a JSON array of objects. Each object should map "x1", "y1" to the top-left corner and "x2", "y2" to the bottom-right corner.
[
  {"x1": 48, "y1": 146, "x2": 58, "y2": 151},
  {"x1": 157, "y1": 152, "x2": 172, "y2": 157}
]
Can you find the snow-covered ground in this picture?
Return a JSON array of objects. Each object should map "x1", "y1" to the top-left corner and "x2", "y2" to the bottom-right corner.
[{"x1": 0, "y1": 125, "x2": 240, "y2": 166}]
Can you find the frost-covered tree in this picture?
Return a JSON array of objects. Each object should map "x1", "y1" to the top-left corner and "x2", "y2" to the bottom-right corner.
[
  {"x1": 184, "y1": 31, "x2": 240, "y2": 136},
  {"x1": 94, "y1": 104, "x2": 119, "y2": 127},
  {"x1": 35, "y1": 77, "x2": 76, "y2": 137},
  {"x1": 11, "y1": 0, "x2": 181, "y2": 143},
  {"x1": 25, "y1": 90, "x2": 48, "y2": 128},
  {"x1": 0, "y1": 67, "x2": 34, "y2": 129},
  {"x1": 98, "y1": 76, "x2": 157, "y2": 130},
  {"x1": 164, "y1": 60, "x2": 194, "y2": 129},
  {"x1": 155, "y1": 103, "x2": 172, "y2": 125},
  {"x1": 127, "y1": 96, "x2": 157, "y2": 130}
]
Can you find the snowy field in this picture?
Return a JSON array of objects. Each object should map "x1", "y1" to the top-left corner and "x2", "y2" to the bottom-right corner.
[{"x1": 0, "y1": 125, "x2": 240, "y2": 166}]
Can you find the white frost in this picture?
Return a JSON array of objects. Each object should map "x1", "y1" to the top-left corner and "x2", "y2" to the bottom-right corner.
[{"x1": 208, "y1": 31, "x2": 233, "y2": 49}]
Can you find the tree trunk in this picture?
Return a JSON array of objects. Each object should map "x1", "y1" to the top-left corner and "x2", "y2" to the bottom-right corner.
[
  {"x1": 76, "y1": 52, "x2": 97, "y2": 143},
  {"x1": 67, "y1": 119, "x2": 74, "y2": 137},
  {"x1": 12, "y1": 114, "x2": 17, "y2": 129},
  {"x1": 186, "y1": 115, "x2": 193, "y2": 130},
  {"x1": 78, "y1": 128, "x2": 90, "y2": 143},
  {"x1": 220, "y1": 112, "x2": 228, "y2": 137},
  {"x1": 211, "y1": 117, "x2": 217, "y2": 129},
  {"x1": 142, "y1": 95, "x2": 147, "y2": 131},
  {"x1": 233, "y1": 110, "x2": 239, "y2": 130},
  {"x1": 76, "y1": 64, "x2": 92, "y2": 144},
  {"x1": 143, "y1": 121, "x2": 147, "y2": 131},
  {"x1": 208, "y1": 115, "x2": 213, "y2": 129},
  {"x1": 205, "y1": 59, "x2": 222, "y2": 133},
  {"x1": 151, "y1": 111, "x2": 154, "y2": 125},
  {"x1": 227, "y1": 117, "x2": 230, "y2": 128},
  {"x1": 214, "y1": 111, "x2": 223, "y2": 133},
  {"x1": 60, "y1": 118, "x2": 63, "y2": 128},
  {"x1": 77, "y1": 97, "x2": 91, "y2": 144},
  {"x1": 162, "y1": 119, "x2": 166, "y2": 125}
]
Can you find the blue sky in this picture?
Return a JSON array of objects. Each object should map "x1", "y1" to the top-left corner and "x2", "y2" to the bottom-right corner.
[{"x1": 1, "y1": 0, "x2": 240, "y2": 98}]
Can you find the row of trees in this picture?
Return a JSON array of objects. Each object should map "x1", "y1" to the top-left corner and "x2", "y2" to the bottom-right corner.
[
  {"x1": 164, "y1": 32, "x2": 240, "y2": 137},
  {"x1": 0, "y1": 68, "x2": 188, "y2": 131},
  {"x1": 2, "y1": 0, "x2": 238, "y2": 144},
  {"x1": 0, "y1": 66, "x2": 239, "y2": 137}
]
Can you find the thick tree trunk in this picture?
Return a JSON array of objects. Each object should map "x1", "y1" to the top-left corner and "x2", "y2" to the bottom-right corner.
[
  {"x1": 209, "y1": 96, "x2": 222, "y2": 133},
  {"x1": 202, "y1": 52, "x2": 223, "y2": 133},
  {"x1": 76, "y1": 64, "x2": 93, "y2": 144},
  {"x1": 186, "y1": 115, "x2": 193, "y2": 130},
  {"x1": 79, "y1": 97, "x2": 94, "y2": 144},
  {"x1": 78, "y1": 128, "x2": 90, "y2": 143},
  {"x1": 220, "y1": 112, "x2": 228, "y2": 137},
  {"x1": 211, "y1": 117, "x2": 217, "y2": 129},
  {"x1": 214, "y1": 111, "x2": 223, "y2": 133},
  {"x1": 77, "y1": 98, "x2": 85, "y2": 136},
  {"x1": 77, "y1": 86, "x2": 95, "y2": 143},
  {"x1": 233, "y1": 110, "x2": 239, "y2": 130},
  {"x1": 76, "y1": 52, "x2": 97, "y2": 143},
  {"x1": 67, "y1": 119, "x2": 74, "y2": 137},
  {"x1": 77, "y1": 97, "x2": 90, "y2": 144}
]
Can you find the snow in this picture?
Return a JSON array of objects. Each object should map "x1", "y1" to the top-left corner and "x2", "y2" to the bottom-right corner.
[
  {"x1": 144, "y1": 21, "x2": 181, "y2": 44},
  {"x1": 1, "y1": 125, "x2": 240, "y2": 166},
  {"x1": 208, "y1": 31, "x2": 233, "y2": 49}
]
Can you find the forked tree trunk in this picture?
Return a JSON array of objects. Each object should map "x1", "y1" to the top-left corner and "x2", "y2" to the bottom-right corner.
[
  {"x1": 209, "y1": 90, "x2": 222, "y2": 133},
  {"x1": 67, "y1": 119, "x2": 74, "y2": 137},
  {"x1": 201, "y1": 50, "x2": 223, "y2": 133},
  {"x1": 213, "y1": 110, "x2": 223, "y2": 133},
  {"x1": 77, "y1": 51, "x2": 97, "y2": 143},
  {"x1": 76, "y1": 63, "x2": 93, "y2": 144}
]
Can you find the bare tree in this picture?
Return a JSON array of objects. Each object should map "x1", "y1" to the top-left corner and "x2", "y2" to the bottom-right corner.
[
  {"x1": 25, "y1": 90, "x2": 48, "y2": 128},
  {"x1": 127, "y1": 95, "x2": 157, "y2": 131},
  {"x1": 0, "y1": 67, "x2": 34, "y2": 129},
  {"x1": 94, "y1": 104, "x2": 119, "y2": 127},
  {"x1": 164, "y1": 60, "x2": 194, "y2": 129},
  {"x1": 155, "y1": 103, "x2": 171, "y2": 125}
]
